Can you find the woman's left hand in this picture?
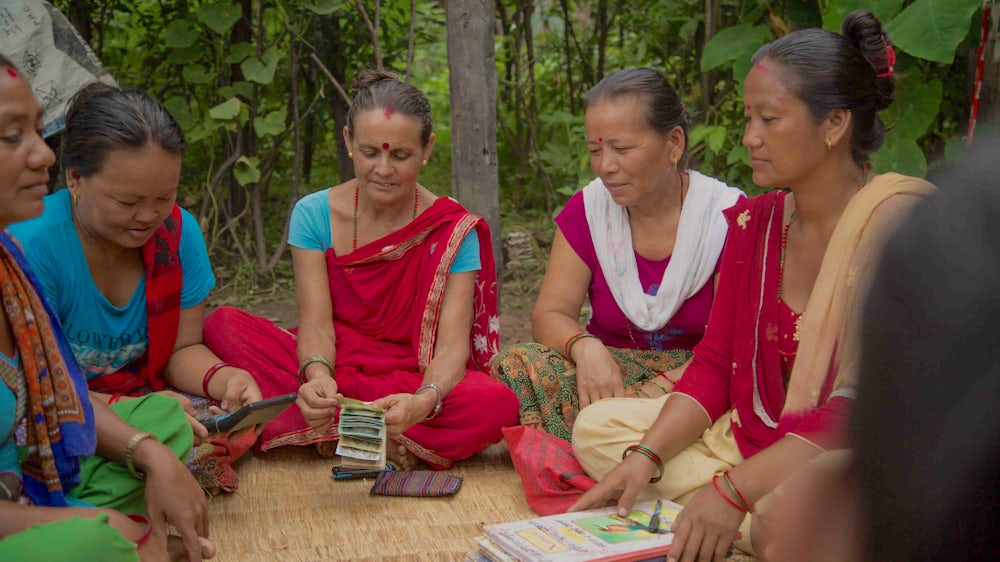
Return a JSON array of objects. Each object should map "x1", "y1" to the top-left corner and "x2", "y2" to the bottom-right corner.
[
  {"x1": 220, "y1": 369, "x2": 262, "y2": 411},
  {"x1": 371, "y1": 392, "x2": 436, "y2": 437},
  {"x1": 135, "y1": 439, "x2": 210, "y2": 561},
  {"x1": 667, "y1": 483, "x2": 745, "y2": 562}
]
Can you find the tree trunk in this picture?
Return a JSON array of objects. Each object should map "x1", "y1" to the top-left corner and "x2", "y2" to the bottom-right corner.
[
  {"x1": 446, "y1": 0, "x2": 503, "y2": 279},
  {"x1": 226, "y1": 0, "x2": 254, "y2": 220},
  {"x1": 699, "y1": 0, "x2": 720, "y2": 112},
  {"x1": 65, "y1": 0, "x2": 93, "y2": 44}
]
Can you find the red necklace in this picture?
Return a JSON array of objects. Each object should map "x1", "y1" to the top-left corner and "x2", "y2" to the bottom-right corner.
[
  {"x1": 352, "y1": 183, "x2": 420, "y2": 251},
  {"x1": 777, "y1": 208, "x2": 796, "y2": 300}
]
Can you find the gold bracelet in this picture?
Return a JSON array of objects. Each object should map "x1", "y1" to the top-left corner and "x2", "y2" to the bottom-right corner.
[
  {"x1": 298, "y1": 354, "x2": 335, "y2": 385},
  {"x1": 124, "y1": 432, "x2": 157, "y2": 480}
]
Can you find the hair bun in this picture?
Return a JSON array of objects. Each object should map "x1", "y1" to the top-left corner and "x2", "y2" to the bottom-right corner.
[
  {"x1": 842, "y1": 10, "x2": 895, "y2": 110},
  {"x1": 350, "y1": 69, "x2": 400, "y2": 93}
]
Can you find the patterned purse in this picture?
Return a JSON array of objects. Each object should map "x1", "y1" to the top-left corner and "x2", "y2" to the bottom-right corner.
[{"x1": 369, "y1": 470, "x2": 463, "y2": 497}]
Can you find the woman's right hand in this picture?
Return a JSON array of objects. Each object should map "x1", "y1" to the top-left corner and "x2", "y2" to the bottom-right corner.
[
  {"x1": 574, "y1": 338, "x2": 626, "y2": 408},
  {"x1": 156, "y1": 390, "x2": 209, "y2": 442},
  {"x1": 567, "y1": 449, "x2": 656, "y2": 517},
  {"x1": 296, "y1": 375, "x2": 342, "y2": 431}
]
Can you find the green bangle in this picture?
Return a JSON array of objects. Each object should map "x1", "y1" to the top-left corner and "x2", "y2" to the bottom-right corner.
[
  {"x1": 622, "y1": 444, "x2": 664, "y2": 483},
  {"x1": 566, "y1": 333, "x2": 598, "y2": 359},
  {"x1": 722, "y1": 470, "x2": 754, "y2": 512},
  {"x1": 647, "y1": 378, "x2": 669, "y2": 395},
  {"x1": 299, "y1": 354, "x2": 335, "y2": 385}
]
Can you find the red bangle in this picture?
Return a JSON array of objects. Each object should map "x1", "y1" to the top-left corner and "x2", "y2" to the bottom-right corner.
[
  {"x1": 564, "y1": 331, "x2": 586, "y2": 357},
  {"x1": 564, "y1": 332, "x2": 598, "y2": 359},
  {"x1": 622, "y1": 444, "x2": 664, "y2": 483},
  {"x1": 127, "y1": 513, "x2": 151, "y2": 546},
  {"x1": 108, "y1": 393, "x2": 123, "y2": 405},
  {"x1": 724, "y1": 470, "x2": 755, "y2": 514},
  {"x1": 202, "y1": 362, "x2": 230, "y2": 399},
  {"x1": 712, "y1": 474, "x2": 747, "y2": 512}
]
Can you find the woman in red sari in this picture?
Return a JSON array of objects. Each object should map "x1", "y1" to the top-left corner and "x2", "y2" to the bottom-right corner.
[
  {"x1": 205, "y1": 70, "x2": 518, "y2": 469},
  {"x1": 569, "y1": 11, "x2": 935, "y2": 561}
]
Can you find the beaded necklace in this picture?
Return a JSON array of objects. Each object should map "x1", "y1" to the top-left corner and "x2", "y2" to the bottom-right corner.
[
  {"x1": 776, "y1": 166, "x2": 869, "y2": 349},
  {"x1": 352, "y1": 183, "x2": 420, "y2": 251}
]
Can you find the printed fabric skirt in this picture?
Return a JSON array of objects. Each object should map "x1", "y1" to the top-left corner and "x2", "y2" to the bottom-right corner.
[{"x1": 490, "y1": 342, "x2": 691, "y2": 441}]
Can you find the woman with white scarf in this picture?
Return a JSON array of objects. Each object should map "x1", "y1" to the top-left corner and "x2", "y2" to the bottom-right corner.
[{"x1": 492, "y1": 68, "x2": 744, "y2": 441}]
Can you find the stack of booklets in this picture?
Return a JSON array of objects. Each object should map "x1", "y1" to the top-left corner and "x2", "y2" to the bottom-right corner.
[
  {"x1": 335, "y1": 397, "x2": 387, "y2": 469},
  {"x1": 467, "y1": 499, "x2": 681, "y2": 562}
]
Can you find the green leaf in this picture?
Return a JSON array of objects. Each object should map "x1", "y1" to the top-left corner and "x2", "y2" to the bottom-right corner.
[
  {"x1": 208, "y1": 98, "x2": 242, "y2": 120},
  {"x1": 821, "y1": 0, "x2": 904, "y2": 31},
  {"x1": 218, "y1": 81, "x2": 255, "y2": 101},
  {"x1": 241, "y1": 46, "x2": 281, "y2": 84},
  {"x1": 254, "y1": 108, "x2": 287, "y2": 136},
  {"x1": 166, "y1": 45, "x2": 202, "y2": 64},
  {"x1": 164, "y1": 20, "x2": 198, "y2": 48},
  {"x1": 726, "y1": 144, "x2": 749, "y2": 167},
  {"x1": 233, "y1": 156, "x2": 261, "y2": 186},
  {"x1": 689, "y1": 124, "x2": 710, "y2": 147},
  {"x1": 197, "y1": 3, "x2": 242, "y2": 35},
  {"x1": 706, "y1": 126, "x2": 727, "y2": 154},
  {"x1": 871, "y1": 133, "x2": 926, "y2": 176},
  {"x1": 224, "y1": 43, "x2": 256, "y2": 64},
  {"x1": 181, "y1": 64, "x2": 215, "y2": 84},
  {"x1": 303, "y1": 0, "x2": 338, "y2": 15},
  {"x1": 163, "y1": 97, "x2": 198, "y2": 131},
  {"x1": 690, "y1": 125, "x2": 727, "y2": 154},
  {"x1": 881, "y1": 71, "x2": 942, "y2": 141},
  {"x1": 700, "y1": 24, "x2": 771, "y2": 72},
  {"x1": 887, "y1": 0, "x2": 981, "y2": 63}
]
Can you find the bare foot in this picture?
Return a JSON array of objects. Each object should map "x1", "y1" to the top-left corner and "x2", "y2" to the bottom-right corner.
[
  {"x1": 315, "y1": 440, "x2": 337, "y2": 458},
  {"x1": 167, "y1": 535, "x2": 216, "y2": 560},
  {"x1": 389, "y1": 444, "x2": 420, "y2": 471}
]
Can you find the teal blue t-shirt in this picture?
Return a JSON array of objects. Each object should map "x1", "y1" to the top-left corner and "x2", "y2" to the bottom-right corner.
[
  {"x1": 288, "y1": 189, "x2": 481, "y2": 272},
  {"x1": 0, "y1": 352, "x2": 21, "y2": 485},
  {"x1": 8, "y1": 190, "x2": 216, "y2": 381}
]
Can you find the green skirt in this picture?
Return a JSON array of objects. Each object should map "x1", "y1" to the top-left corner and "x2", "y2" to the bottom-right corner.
[
  {"x1": 491, "y1": 342, "x2": 691, "y2": 441},
  {"x1": 0, "y1": 393, "x2": 192, "y2": 561}
]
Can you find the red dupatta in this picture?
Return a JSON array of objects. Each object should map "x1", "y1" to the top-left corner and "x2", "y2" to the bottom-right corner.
[
  {"x1": 86, "y1": 205, "x2": 183, "y2": 394},
  {"x1": 723, "y1": 191, "x2": 788, "y2": 454},
  {"x1": 326, "y1": 197, "x2": 499, "y2": 375},
  {"x1": 722, "y1": 175, "x2": 936, "y2": 455}
]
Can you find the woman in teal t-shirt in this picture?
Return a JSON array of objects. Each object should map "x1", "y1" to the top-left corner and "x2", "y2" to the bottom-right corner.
[
  {"x1": 9, "y1": 82, "x2": 264, "y2": 493},
  {"x1": 0, "y1": 52, "x2": 212, "y2": 562}
]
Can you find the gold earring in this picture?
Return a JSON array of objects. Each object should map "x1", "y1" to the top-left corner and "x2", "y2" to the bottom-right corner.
[
  {"x1": 826, "y1": 139, "x2": 833, "y2": 151},
  {"x1": 348, "y1": 151, "x2": 354, "y2": 158},
  {"x1": 422, "y1": 160, "x2": 428, "y2": 166}
]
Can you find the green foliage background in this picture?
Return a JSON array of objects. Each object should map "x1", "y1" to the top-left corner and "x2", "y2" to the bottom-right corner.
[{"x1": 53, "y1": 0, "x2": 987, "y2": 287}]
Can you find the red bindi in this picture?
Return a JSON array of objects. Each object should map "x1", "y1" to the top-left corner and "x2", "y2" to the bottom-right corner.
[
  {"x1": 383, "y1": 106, "x2": 394, "y2": 119},
  {"x1": 745, "y1": 105, "x2": 751, "y2": 111},
  {"x1": 382, "y1": 142, "x2": 390, "y2": 150},
  {"x1": 598, "y1": 137, "x2": 603, "y2": 142},
  {"x1": 5, "y1": 68, "x2": 16, "y2": 78}
]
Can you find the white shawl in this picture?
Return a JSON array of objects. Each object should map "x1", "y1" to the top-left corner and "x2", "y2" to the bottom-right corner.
[{"x1": 583, "y1": 170, "x2": 744, "y2": 332}]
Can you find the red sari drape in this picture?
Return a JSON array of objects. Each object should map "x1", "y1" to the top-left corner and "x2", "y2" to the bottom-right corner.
[
  {"x1": 205, "y1": 197, "x2": 518, "y2": 468},
  {"x1": 86, "y1": 205, "x2": 183, "y2": 394}
]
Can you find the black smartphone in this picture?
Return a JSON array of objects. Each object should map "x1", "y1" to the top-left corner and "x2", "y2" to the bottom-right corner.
[
  {"x1": 199, "y1": 393, "x2": 297, "y2": 434},
  {"x1": 331, "y1": 466, "x2": 390, "y2": 480}
]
